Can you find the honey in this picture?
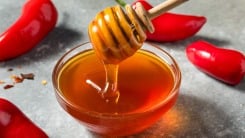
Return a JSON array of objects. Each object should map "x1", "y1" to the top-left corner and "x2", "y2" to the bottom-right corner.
[
  {"x1": 57, "y1": 49, "x2": 174, "y2": 114},
  {"x1": 53, "y1": 43, "x2": 181, "y2": 136}
]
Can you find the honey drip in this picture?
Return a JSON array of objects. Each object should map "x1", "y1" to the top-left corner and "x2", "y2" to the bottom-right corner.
[
  {"x1": 85, "y1": 63, "x2": 120, "y2": 103},
  {"x1": 100, "y1": 64, "x2": 120, "y2": 103}
]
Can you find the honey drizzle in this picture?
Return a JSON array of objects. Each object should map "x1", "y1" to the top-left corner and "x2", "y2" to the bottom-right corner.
[
  {"x1": 100, "y1": 63, "x2": 120, "y2": 103},
  {"x1": 85, "y1": 63, "x2": 120, "y2": 103}
]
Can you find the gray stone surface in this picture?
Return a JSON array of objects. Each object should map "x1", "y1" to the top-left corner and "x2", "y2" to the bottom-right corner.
[{"x1": 0, "y1": 0, "x2": 244, "y2": 137}]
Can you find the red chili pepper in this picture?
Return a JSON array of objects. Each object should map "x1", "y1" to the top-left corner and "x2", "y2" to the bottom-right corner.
[
  {"x1": 0, "y1": 98, "x2": 48, "y2": 138},
  {"x1": 186, "y1": 40, "x2": 245, "y2": 85},
  {"x1": 132, "y1": 0, "x2": 207, "y2": 42},
  {"x1": 0, "y1": 0, "x2": 58, "y2": 61}
]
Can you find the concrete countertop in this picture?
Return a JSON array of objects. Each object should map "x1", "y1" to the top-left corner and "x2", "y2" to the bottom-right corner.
[{"x1": 0, "y1": 0, "x2": 244, "y2": 137}]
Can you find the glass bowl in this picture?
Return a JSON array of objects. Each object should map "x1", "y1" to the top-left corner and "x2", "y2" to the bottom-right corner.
[{"x1": 52, "y1": 42, "x2": 181, "y2": 136}]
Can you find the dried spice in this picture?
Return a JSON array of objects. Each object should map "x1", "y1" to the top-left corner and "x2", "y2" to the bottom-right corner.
[
  {"x1": 7, "y1": 68, "x2": 13, "y2": 72},
  {"x1": 0, "y1": 80, "x2": 5, "y2": 84},
  {"x1": 21, "y1": 73, "x2": 35, "y2": 80},
  {"x1": 4, "y1": 84, "x2": 14, "y2": 89},
  {"x1": 1, "y1": 72, "x2": 35, "y2": 90},
  {"x1": 11, "y1": 75, "x2": 24, "y2": 83}
]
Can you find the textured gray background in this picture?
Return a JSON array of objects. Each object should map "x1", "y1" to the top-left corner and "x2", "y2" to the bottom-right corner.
[{"x1": 0, "y1": 0, "x2": 244, "y2": 137}]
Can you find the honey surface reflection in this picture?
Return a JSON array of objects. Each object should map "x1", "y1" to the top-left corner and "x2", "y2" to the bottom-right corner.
[{"x1": 57, "y1": 49, "x2": 174, "y2": 114}]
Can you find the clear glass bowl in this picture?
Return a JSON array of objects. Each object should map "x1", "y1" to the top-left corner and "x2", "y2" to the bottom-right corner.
[{"x1": 52, "y1": 42, "x2": 181, "y2": 136}]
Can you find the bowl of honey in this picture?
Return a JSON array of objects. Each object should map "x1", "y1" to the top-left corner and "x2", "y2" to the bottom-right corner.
[{"x1": 52, "y1": 42, "x2": 181, "y2": 136}]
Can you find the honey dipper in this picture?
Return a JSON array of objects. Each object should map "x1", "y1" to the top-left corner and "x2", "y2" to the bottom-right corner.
[{"x1": 89, "y1": 0, "x2": 188, "y2": 64}]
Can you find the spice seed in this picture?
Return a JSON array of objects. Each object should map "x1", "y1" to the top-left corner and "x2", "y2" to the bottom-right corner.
[{"x1": 42, "y1": 80, "x2": 47, "y2": 85}]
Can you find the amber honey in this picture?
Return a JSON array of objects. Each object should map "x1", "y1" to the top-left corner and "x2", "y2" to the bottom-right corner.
[
  {"x1": 58, "y1": 50, "x2": 173, "y2": 112},
  {"x1": 53, "y1": 43, "x2": 181, "y2": 136}
]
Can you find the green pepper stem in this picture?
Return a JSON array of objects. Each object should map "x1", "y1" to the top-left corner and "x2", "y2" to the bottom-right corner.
[{"x1": 115, "y1": 0, "x2": 127, "y2": 7}]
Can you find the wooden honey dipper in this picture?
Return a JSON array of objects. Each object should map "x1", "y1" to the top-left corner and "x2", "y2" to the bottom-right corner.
[
  {"x1": 89, "y1": 0, "x2": 188, "y2": 64},
  {"x1": 87, "y1": 0, "x2": 188, "y2": 103}
]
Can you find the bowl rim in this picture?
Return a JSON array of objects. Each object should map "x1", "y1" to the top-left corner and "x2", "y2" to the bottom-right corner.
[{"x1": 52, "y1": 42, "x2": 181, "y2": 119}]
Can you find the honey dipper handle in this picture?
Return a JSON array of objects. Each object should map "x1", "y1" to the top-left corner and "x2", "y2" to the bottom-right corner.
[
  {"x1": 134, "y1": 0, "x2": 188, "y2": 33},
  {"x1": 148, "y1": 0, "x2": 188, "y2": 19}
]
